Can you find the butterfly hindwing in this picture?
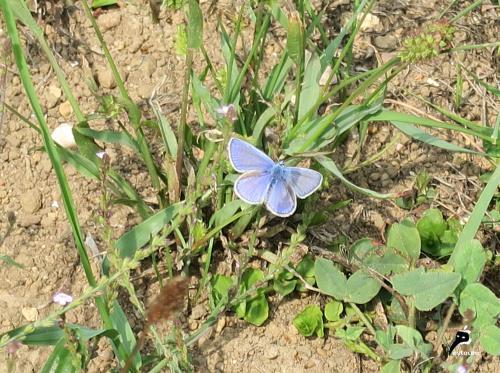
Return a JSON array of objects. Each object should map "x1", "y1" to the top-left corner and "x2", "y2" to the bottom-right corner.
[
  {"x1": 265, "y1": 177, "x2": 297, "y2": 217},
  {"x1": 234, "y1": 170, "x2": 273, "y2": 204},
  {"x1": 286, "y1": 167, "x2": 323, "y2": 199},
  {"x1": 228, "y1": 138, "x2": 275, "y2": 173}
]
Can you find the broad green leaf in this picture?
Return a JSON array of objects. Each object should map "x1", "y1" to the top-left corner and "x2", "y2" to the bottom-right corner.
[
  {"x1": 324, "y1": 300, "x2": 343, "y2": 322},
  {"x1": 211, "y1": 274, "x2": 233, "y2": 307},
  {"x1": 375, "y1": 326, "x2": 396, "y2": 351},
  {"x1": 234, "y1": 269, "x2": 269, "y2": 326},
  {"x1": 349, "y1": 238, "x2": 377, "y2": 261},
  {"x1": 387, "y1": 219, "x2": 421, "y2": 261},
  {"x1": 387, "y1": 344, "x2": 413, "y2": 359},
  {"x1": 396, "y1": 325, "x2": 432, "y2": 357},
  {"x1": 364, "y1": 250, "x2": 408, "y2": 275},
  {"x1": 316, "y1": 156, "x2": 394, "y2": 199},
  {"x1": 345, "y1": 270, "x2": 381, "y2": 304},
  {"x1": 314, "y1": 258, "x2": 347, "y2": 300},
  {"x1": 298, "y1": 53, "x2": 321, "y2": 120},
  {"x1": 273, "y1": 269, "x2": 297, "y2": 296},
  {"x1": 286, "y1": 12, "x2": 304, "y2": 66},
  {"x1": 244, "y1": 292, "x2": 269, "y2": 326},
  {"x1": 479, "y1": 326, "x2": 500, "y2": 355},
  {"x1": 41, "y1": 338, "x2": 74, "y2": 373},
  {"x1": 459, "y1": 283, "x2": 500, "y2": 329},
  {"x1": 116, "y1": 203, "x2": 182, "y2": 258},
  {"x1": 392, "y1": 268, "x2": 461, "y2": 311},
  {"x1": 380, "y1": 359, "x2": 401, "y2": 373},
  {"x1": 448, "y1": 239, "x2": 486, "y2": 293},
  {"x1": 293, "y1": 305, "x2": 324, "y2": 337},
  {"x1": 417, "y1": 209, "x2": 447, "y2": 246},
  {"x1": 110, "y1": 300, "x2": 141, "y2": 369},
  {"x1": 210, "y1": 200, "x2": 243, "y2": 228},
  {"x1": 187, "y1": 0, "x2": 203, "y2": 49}
]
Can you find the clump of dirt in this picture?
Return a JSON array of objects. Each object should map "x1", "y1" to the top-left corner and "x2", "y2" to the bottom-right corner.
[{"x1": 1, "y1": 0, "x2": 498, "y2": 372}]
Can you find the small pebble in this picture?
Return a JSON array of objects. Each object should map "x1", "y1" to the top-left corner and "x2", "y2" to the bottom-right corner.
[{"x1": 21, "y1": 307, "x2": 38, "y2": 321}]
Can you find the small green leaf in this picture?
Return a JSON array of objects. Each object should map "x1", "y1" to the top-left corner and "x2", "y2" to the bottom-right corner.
[
  {"x1": 41, "y1": 338, "x2": 74, "y2": 373},
  {"x1": 387, "y1": 219, "x2": 421, "y2": 261},
  {"x1": 286, "y1": 12, "x2": 304, "y2": 66},
  {"x1": 187, "y1": 0, "x2": 203, "y2": 49},
  {"x1": 396, "y1": 325, "x2": 432, "y2": 357},
  {"x1": 293, "y1": 305, "x2": 324, "y2": 337},
  {"x1": 91, "y1": 0, "x2": 118, "y2": 8},
  {"x1": 387, "y1": 344, "x2": 413, "y2": 359},
  {"x1": 364, "y1": 250, "x2": 408, "y2": 275},
  {"x1": 345, "y1": 270, "x2": 381, "y2": 304},
  {"x1": 273, "y1": 269, "x2": 297, "y2": 296},
  {"x1": 417, "y1": 208, "x2": 446, "y2": 246},
  {"x1": 234, "y1": 269, "x2": 269, "y2": 326},
  {"x1": 479, "y1": 326, "x2": 500, "y2": 355},
  {"x1": 314, "y1": 258, "x2": 347, "y2": 300},
  {"x1": 392, "y1": 268, "x2": 461, "y2": 311},
  {"x1": 380, "y1": 359, "x2": 401, "y2": 373},
  {"x1": 211, "y1": 274, "x2": 233, "y2": 307},
  {"x1": 449, "y1": 240, "x2": 486, "y2": 293},
  {"x1": 324, "y1": 300, "x2": 343, "y2": 322},
  {"x1": 116, "y1": 203, "x2": 182, "y2": 258},
  {"x1": 459, "y1": 283, "x2": 500, "y2": 329}
]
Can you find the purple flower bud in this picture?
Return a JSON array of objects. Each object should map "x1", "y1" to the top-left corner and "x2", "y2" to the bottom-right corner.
[{"x1": 6, "y1": 341, "x2": 22, "y2": 354}]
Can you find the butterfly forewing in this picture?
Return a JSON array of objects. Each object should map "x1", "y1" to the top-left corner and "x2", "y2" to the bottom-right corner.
[
  {"x1": 286, "y1": 167, "x2": 323, "y2": 199},
  {"x1": 265, "y1": 178, "x2": 297, "y2": 217},
  {"x1": 228, "y1": 138, "x2": 275, "y2": 173},
  {"x1": 234, "y1": 171, "x2": 273, "y2": 204}
]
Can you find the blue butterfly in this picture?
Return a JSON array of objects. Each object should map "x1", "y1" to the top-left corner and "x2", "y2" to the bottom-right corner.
[{"x1": 228, "y1": 138, "x2": 323, "y2": 217}]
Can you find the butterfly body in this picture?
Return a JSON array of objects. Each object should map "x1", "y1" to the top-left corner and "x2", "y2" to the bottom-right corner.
[{"x1": 228, "y1": 138, "x2": 323, "y2": 217}]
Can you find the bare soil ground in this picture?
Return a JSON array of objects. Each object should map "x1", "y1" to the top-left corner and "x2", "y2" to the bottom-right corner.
[{"x1": 0, "y1": 0, "x2": 498, "y2": 372}]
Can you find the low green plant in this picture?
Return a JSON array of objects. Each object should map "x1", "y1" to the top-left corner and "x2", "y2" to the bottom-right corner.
[{"x1": 1, "y1": 0, "x2": 498, "y2": 372}]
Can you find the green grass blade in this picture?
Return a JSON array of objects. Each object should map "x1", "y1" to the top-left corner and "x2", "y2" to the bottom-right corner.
[
  {"x1": 40, "y1": 338, "x2": 74, "y2": 373},
  {"x1": 391, "y1": 121, "x2": 481, "y2": 155},
  {"x1": 316, "y1": 156, "x2": 395, "y2": 199},
  {"x1": 116, "y1": 203, "x2": 183, "y2": 258},
  {"x1": 76, "y1": 128, "x2": 140, "y2": 153},
  {"x1": 449, "y1": 163, "x2": 500, "y2": 261},
  {"x1": 0, "y1": 1, "x2": 129, "y2": 363}
]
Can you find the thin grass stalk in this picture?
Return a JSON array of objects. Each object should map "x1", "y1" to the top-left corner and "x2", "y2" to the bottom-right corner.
[
  {"x1": 0, "y1": 1, "x2": 131, "y2": 364},
  {"x1": 81, "y1": 0, "x2": 161, "y2": 193}
]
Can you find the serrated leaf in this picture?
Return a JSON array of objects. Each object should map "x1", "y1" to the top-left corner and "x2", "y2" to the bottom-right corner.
[
  {"x1": 392, "y1": 268, "x2": 461, "y2": 311},
  {"x1": 387, "y1": 219, "x2": 421, "y2": 261}
]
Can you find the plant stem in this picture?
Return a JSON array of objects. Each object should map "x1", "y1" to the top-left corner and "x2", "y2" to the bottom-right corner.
[
  {"x1": 435, "y1": 303, "x2": 456, "y2": 354},
  {"x1": 176, "y1": 45, "x2": 193, "y2": 197},
  {"x1": 349, "y1": 303, "x2": 377, "y2": 336}
]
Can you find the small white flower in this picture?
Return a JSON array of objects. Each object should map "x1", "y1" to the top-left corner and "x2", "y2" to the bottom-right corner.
[
  {"x1": 457, "y1": 365, "x2": 467, "y2": 373},
  {"x1": 52, "y1": 292, "x2": 73, "y2": 306},
  {"x1": 216, "y1": 104, "x2": 237, "y2": 122},
  {"x1": 51, "y1": 123, "x2": 76, "y2": 149},
  {"x1": 51, "y1": 200, "x2": 59, "y2": 209},
  {"x1": 96, "y1": 151, "x2": 106, "y2": 159}
]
